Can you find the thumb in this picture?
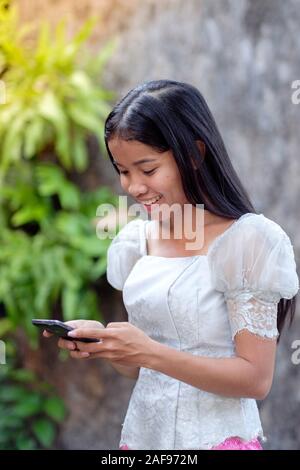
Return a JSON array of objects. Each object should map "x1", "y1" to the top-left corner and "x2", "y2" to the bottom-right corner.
[{"x1": 106, "y1": 322, "x2": 127, "y2": 328}]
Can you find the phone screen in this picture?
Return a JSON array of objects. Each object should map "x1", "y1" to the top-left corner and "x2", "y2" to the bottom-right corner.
[{"x1": 45, "y1": 324, "x2": 73, "y2": 337}]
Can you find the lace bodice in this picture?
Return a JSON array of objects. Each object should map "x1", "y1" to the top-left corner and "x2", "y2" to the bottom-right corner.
[{"x1": 106, "y1": 212, "x2": 299, "y2": 449}]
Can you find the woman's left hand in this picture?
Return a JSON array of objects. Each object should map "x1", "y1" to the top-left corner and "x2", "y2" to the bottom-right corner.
[{"x1": 67, "y1": 322, "x2": 156, "y2": 368}]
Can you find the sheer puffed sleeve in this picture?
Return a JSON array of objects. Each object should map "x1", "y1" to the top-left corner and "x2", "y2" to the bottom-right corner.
[
  {"x1": 106, "y1": 218, "x2": 146, "y2": 291},
  {"x1": 209, "y1": 214, "x2": 299, "y2": 340}
]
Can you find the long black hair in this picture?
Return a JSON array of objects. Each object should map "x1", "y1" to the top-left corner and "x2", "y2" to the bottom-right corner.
[{"x1": 104, "y1": 79, "x2": 296, "y2": 342}]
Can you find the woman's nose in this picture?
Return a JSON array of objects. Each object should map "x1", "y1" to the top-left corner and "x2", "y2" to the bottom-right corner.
[{"x1": 128, "y1": 183, "x2": 148, "y2": 198}]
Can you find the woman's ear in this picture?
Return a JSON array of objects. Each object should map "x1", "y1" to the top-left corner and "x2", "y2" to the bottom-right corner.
[
  {"x1": 196, "y1": 140, "x2": 206, "y2": 157},
  {"x1": 192, "y1": 140, "x2": 206, "y2": 169}
]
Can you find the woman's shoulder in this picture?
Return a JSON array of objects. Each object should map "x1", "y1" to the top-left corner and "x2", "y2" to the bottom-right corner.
[
  {"x1": 108, "y1": 217, "x2": 147, "y2": 247},
  {"x1": 235, "y1": 212, "x2": 290, "y2": 237},
  {"x1": 208, "y1": 212, "x2": 293, "y2": 258},
  {"x1": 207, "y1": 211, "x2": 299, "y2": 299},
  {"x1": 106, "y1": 217, "x2": 147, "y2": 291}
]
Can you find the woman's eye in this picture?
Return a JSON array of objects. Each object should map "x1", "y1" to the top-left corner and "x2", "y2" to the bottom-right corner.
[{"x1": 119, "y1": 169, "x2": 156, "y2": 176}]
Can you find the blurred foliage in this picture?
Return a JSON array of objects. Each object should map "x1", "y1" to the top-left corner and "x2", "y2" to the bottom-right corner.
[
  {"x1": 0, "y1": 0, "x2": 117, "y2": 175},
  {"x1": 0, "y1": 169, "x2": 117, "y2": 347},
  {"x1": 0, "y1": 340, "x2": 67, "y2": 449},
  {"x1": 0, "y1": 0, "x2": 119, "y2": 347}
]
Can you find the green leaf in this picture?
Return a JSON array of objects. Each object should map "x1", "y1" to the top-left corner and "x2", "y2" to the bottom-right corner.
[
  {"x1": 38, "y1": 92, "x2": 66, "y2": 129},
  {"x1": 0, "y1": 318, "x2": 14, "y2": 336},
  {"x1": 11, "y1": 203, "x2": 48, "y2": 226},
  {"x1": 62, "y1": 286, "x2": 79, "y2": 320},
  {"x1": 36, "y1": 163, "x2": 65, "y2": 195},
  {"x1": 0, "y1": 126, "x2": 23, "y2": 173},
  {"x1": 72, "y1": 15, "x2": 98, "y2": 49},
  {"x1": 70, "y1": 235, "x2": 102, "y2": 257},
  {"x1": 72, "y1": 130, "x2": 88, "y2": 172},
  {"x1": 37, "y1": 92, "x2": 71, "y2": 169},
  {"x1": 14, "y1": 393, "x2": 43, "y2": 418},
  {"x1": 58, "y1": 182, "x2": 80, "y2": 210},
  {"x1": 8, "y1": 368, "x2": 36, "y2": 383},
  {"x1": 35, "y1": 20, "x2": 50, "y2": 58},
  {"x1": 32, "y1": 419, "x2": 56, "y2": 448},
  {"x1": 36, "y1": 163, "x2": 80, "y2": 209},
  {"x1": 16, "y1": 434, "x2": 37, "y2": 450},
  {"x1": 0, "y1": 414, "x2": 23, "y2": 432},
  {"x1": 23, "y1": 117, "x2": 45, "y2": 159},
  {"x1": 76, "y1": 289, "x2": 99, "y2": 320},
  {"x1": 83, "y1": 37, "x2": 118, "y2": 80},
  {"x1": 69, "y1": 70, "x2": 94, "y2": 96},
  {"x1": 67, "y1": 102, "x2": 103, "y2": 142},
  {"x1": 89, "y1": 256, "x2": 108, "y2": 280},
  {"x1": 43, "y1": 396, "x2": 66, "y2": 422},
  {"x1": 0, "y1": 385, "x2": 28, "y2": 402}
]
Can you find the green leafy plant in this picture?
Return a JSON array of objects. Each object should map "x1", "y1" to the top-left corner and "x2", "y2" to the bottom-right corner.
[
  {"x1": 0, "y1": 341, "x2": 67, "y2": 449},
  {"x1": 0, "y1": 1, "x2": 124, "y2": 451},
  {"x1": 0, "y1": 165, "x2": 117, "y2": 346},
  {"x1": 0, "y1": 0, "x2": 116, "y2": 176},
  {"x1": 0, "y1": 1, "x2": 120, "y2": 347}
]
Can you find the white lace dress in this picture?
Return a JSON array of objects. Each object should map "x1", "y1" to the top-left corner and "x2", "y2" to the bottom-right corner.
[{"x1": 106, "y1": 212, "x2": 299, "y2": 450}]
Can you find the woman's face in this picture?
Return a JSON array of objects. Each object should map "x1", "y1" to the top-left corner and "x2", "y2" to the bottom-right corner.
[{"x1": 108, "y1": 138, "x2": 190, "y2": 218}]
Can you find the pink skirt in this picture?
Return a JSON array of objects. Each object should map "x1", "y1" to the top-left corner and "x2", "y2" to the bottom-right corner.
[{"x1": 119, "y1": 436, "x2": 263, "y2": 450}]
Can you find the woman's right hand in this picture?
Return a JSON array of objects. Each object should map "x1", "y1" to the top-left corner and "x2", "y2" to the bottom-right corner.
[{"x1": 43, "y1": 320, "x2": 105, "y2": 359}]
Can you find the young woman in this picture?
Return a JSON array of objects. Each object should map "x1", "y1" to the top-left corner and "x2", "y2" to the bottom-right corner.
[{"x1": 45, "y1": 80, "x2": 299, "y2": 450}]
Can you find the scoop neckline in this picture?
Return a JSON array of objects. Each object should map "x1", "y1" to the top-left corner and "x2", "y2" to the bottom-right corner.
[{"x1": 142, "y1": 212, "x2": 257, "y2": 260}]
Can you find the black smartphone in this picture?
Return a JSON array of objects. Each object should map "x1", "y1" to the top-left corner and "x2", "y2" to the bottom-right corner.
[{"x1": 32, "y1": 319, "x2": 100, "y2": 343}]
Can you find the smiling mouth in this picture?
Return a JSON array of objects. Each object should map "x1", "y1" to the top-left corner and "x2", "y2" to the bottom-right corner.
[{"x1": 138, "y1": 195, "x2": 163, "y2": 206}]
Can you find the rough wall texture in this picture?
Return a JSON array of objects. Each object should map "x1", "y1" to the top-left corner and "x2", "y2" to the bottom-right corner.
[{"x1": 19, "y1": 0, "x2": 300, "y2": 450}]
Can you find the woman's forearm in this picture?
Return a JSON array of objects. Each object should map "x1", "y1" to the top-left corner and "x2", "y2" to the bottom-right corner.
[
  {"x1": 144, "y1": 342, "x2": 268, "y2": 399},
  {"x1": 108, "y1": 361, "x2": 140, "y2": 380}
]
